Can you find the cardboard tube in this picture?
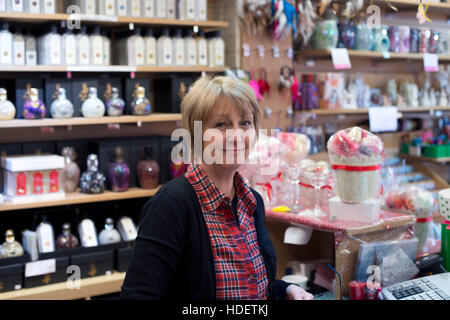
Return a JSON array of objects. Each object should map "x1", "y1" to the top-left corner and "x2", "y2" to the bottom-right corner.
[{"x1": 442, "y1": 221, "x2": 450, "y2": 271}]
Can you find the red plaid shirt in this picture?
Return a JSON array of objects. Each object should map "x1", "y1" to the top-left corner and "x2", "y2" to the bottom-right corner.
[{"x1": 185, "y1": 163, "x2": 269, "y2": 300}]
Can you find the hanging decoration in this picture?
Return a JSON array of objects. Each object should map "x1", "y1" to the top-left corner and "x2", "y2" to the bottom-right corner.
[
  {"x1": 237, "y1": 0, "x2": 272, "y2": 36},
  {"x1": 271, "y1": 0, "x2": 299, "y2": 40},
  {"x1": 416, "y1": 0, "x2": 432, "y2": 24}
]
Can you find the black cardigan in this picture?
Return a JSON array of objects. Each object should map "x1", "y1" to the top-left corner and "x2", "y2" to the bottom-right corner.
[{"x1": 120, "y1": 176, "x2": 289, "y2": 300}]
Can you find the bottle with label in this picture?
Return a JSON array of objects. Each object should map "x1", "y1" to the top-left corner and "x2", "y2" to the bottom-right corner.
[
  {"x1": 41, "y1": 0, "x2": 55, "y2": 14},
  {"x1": 142, "y1": 0, "x2": 155, "y2": 18},
  {"x1": 167, "y1": 0, "x2": 176, "y2": 19},
  {"x1": 173, "y1": 28, "x2": 185, "y2": 66},
  {"x1": 77, "y1": 25, "x2": 90, "y2": 66},
  {"x1": 56, "y1": 223, "x2": 79, "y2": 249},
  {"x1": 24, "y1": 28, "x2": 37, "y2": 66},
  {"x1": 0, "y1": 0, "x2": 5, "y2": 11},
  {"x1": 61, "y1": 146, "x2": 80, "y2": 193},
  {"x1": 106, "y1": 87, "x2": 125, "y2": 116},
  {"x1": 185, "y1": 0, "x2": 196, "y2": 20},
  {"x1": 196, "y1": 0, "x2": 207, "y2": 21},
  {"x1": 138, "y1": 145, "x2": 160, "y2": 189},
  {"x1": 62, "y1": 28, "x2": 77, "y2": 65},
  {"x1": 155, "y1": 0, "x2": 166, "y2": 18},
  {"x1": 90, "y1": 26, "x2": 104, "y2": 66},
  {"x1": 99, "y1": 218, "x2": 122, "y2": 245},
  {"x1": 99, "y1": 0, "x2": 115, "y2": 16},
  {"x1": 75, "y1": 0, "x2": 96, "y2": 15},
  {"x1": 7, "y1": 0, "x2": 23, "y2": 12},
  {"x1": 196, "y1": 30, "x2": 208, "y2": 66},
  {"x1": 38, "y1": 24, "x2": 61, "y2": 65},
  {"x1": 207, "y1": 31, "x2": 215, "y2": 67},
  {"x1": 25, "y1": 0, "x2": 40, "y2": 13},
  {"x1": 129, "y1": 0, "x2": 141, "y2": 17},
  {"x1": 127, "y1": 27, "x2": 145, "y2": 66},
  {"x1": 177, "y1": 0, "x2": 185, "y2": 19},
  {"x1": 12, "y1": 26, "x2": 25, "y2": 66},
  {"x1": 81, "y1": 87, "x2": 105, "y2": 118},
  {"x1": 1, "y1": 230, "x2": 24, "y2": 258},
  {"x1": 0, "y1": 88, "x2": 16, "y2": 120},
  {"x1": 51, "y1": 87, "x2": 74, "y2": 119},
  {"x1": 117, "y1": 216, "x2": 137, "y2": 241},
  {"x1": 78, "y1": 218, "x2": 99, "y2": 247},
  {"x1": 108, "y1": 146, "x2": 130, "y2": 192},
  {"x1": 210, "y1": 31, "x2": 224, "y2": 67},
  {"x1": 116, "y1": 0, "x2": 127, "y2": 16},
  {"x1": 80, "y1": 154, "x2": 106, "y2": 194},
  {"x1": 23, "y1": 88, "x2": 46, "y2": 119},
  {"x1": 144, "y1": 29, "x2": 157, "y2": 66},
  {"x1": 184, "y1": 29, "x2": 197, "y2": 66},
  {"x1": 130, "y1": 86, "x2": 152, "y2": 115},
  {"x1": 157, "y1": 28, "x2": 173, "y2": 66},
  {"x1": 0, "y1": 23, "x2": 13, "y2": 65},
  {"x1": 102, "y1": 29, "x2": 111, "y2": 65},
  {"x1": 36, "y1": 216, "x2": 55, "y2": 254}
]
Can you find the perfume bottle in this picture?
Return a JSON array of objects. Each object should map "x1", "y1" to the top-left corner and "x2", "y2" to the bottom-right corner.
[
  {"x1": 50, "y1": 87, "x2": 74, "y2": 119},
  {"x1": 80, "y1": 154, "x2": 106, "y2": 194},
  {"x1": 1, "y1": 230, "x2": 24, "y2": 258},
  {"x1": 23, "y1": 88, "x2": 46, "y2": 119},
  {"x1": 61, "y1": 147, "x2": 81, "y2": 193},
  {"x1": 98, "y1": 218, "x2": 122, "y2": 245},
  {"x1": 108, "y1": 146, "x2": 130, "y2": 192},
  {"x1": 81, "y1": 87, "x2": 105, "y2": 118},
  {"x1": 36, "y1": 216, "x2": 55, "y2": 253},
  {"x1": 0, "y1": 88, "x2": 16, "y2": 120},
  {"x1": 56, "y1": 223, "x2": 80, "y2": 249},
  {"x1": 130, "y1": 86, "x2": 152, "y2": 115},
  {"x1": 117, "y1": 216, "x2": 138, "y2": 241},
  {"x1": 106, "y1": 87, "x2": 126, "y2": 116},
  {"x1": 138, "y1": 145, "x2": 160, "y2": 189},
  {"x1": 78, "y1": 218, "x2": 98, "y2": 247}
]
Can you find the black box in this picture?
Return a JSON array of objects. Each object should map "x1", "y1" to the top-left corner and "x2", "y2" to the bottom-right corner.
[
  {"x1": 23, "y1": 256, "x2": 70, "y2": 288},
  {"x1": 56, "y1": 140, "x2": 90, "y2": 173},
  {"x1": 88, "y1": 139, "x2": 133, "y2": 189},
  {"x1": 14, "y1": 79, "x2": 45, "y2": 119},
  {"x1": 0, "y1": 255, "x2": 31, "y2": 293},
  {"x1": 70, "y1": 250, "x2": 114, "y2": 279},
  {"x1": 98, "y1": 78, "x2": 123, "y2": 105},
  {"x1": 44, "y1": 79, "x2": 73, "y2": 115},
  {"x1": 154, "y1": 75, "x2": 195, "y2": 113},
  {"x1": 159, "y1": 136, "x2": 185, "y2": 184},
  {"x1": 22, "y1": 142, "x2": 56, "y2": 155},
  {"x1": 114, "y1": 241, "x2": 135, "y2": 272},
  {"x1": 72, "y1": 79, "x2": 99, "y2": 117},
  {"x1": 123, "y1": 78, "x2": 150, "y2": 115},
  {"x1": 130, "y1": 137, "x2": 160, "y2": 187}
]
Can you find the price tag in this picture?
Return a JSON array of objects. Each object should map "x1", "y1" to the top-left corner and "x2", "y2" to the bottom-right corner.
[
  {"x1": 306, "y1": 59, "x2": 315, "y2": 67},
  {"x1": 272, "y1": 45, "x2": 280, "y2": 58},
  {"x1": 424, "y1": 53, "x2": 439, "y2": 72},
  {"x1": 331, "y1": 48, "x2": 351, "y2": 69},
  {"x1": 382, "y1": 51, "x2": 391, "y2": 59},
  {"x1": 368, "y1": 107, "x2": 398, "y2": 132},
  {"x1": 243, "y1": 44, "x2": 251, "y2": 57},
  {"x1": 257, "y1": 45, "x2": 265, "y2": 58},
  {"x1": 25, "y1": 259, "x2": 56, "y2": 278}
]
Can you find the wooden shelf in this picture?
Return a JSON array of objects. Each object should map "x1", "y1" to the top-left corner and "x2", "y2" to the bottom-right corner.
[
  {"x1": 301, "y1": 49, "x2": 450, "y2": 61},
  {"x1": 0, "y1": 65, "x2": 227, "y2": 73},
  {"x1": 381, "y1": 0, "x2": 450, "y2": 12},
  {"x1": 0, "y1": 12, "x2": 229, "y2": 28},
  {"x1": 0, "y1": 187, "x2": 160, "y2": 212},
  {"x1": 301, "y1": 106, "x2": 450, "y2": 115},
  {"x1": 400, "y1": 153, "x2": 450, "y2": 164},
  {"x1": 0, "y1": 272, "x2": 125, "y2": 300},
  {"x1": 136, "y1": 66, "x2": 228, "y2": 73}
]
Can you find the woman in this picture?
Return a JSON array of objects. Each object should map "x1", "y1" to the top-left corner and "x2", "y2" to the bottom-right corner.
[{"x1": 121, "y1": 76, "x2": 313, "y2": 300}]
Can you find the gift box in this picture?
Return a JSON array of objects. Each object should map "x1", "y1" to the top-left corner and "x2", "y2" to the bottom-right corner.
[
  {"x1": 0, "y1": 255, "x2": 30, "y2": 293},
  {"x1": 422, "y1": 144, "x2": 450, "y2": 158},
  {"x1": 329, "y1": 196, "x2": 381, "y2": 223},
  {"x1": 153, "y1": 75, "x2": 195, "y2": 113},
  {"x1": 114, "y1": 241, "x2": 135, "y2": 272},
  {"x1": 70, "y1": 250, "x2": 114, "y2": 279},
  {"x1": 22, "y1": 142, "x2": 56, "y2": 155},
  {"x1": 72, "y1": 79, "x2": 99, "y2": 117},
  {"x1": 23, "y1": 256, "x2": 69, "y2": 288}
]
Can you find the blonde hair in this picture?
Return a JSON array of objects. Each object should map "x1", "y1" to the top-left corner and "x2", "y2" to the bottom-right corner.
[{"x1": 181, "y1": 76, "x2": 261, "y2": 148}]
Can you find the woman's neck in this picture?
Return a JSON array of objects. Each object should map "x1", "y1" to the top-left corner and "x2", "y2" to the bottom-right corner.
[{"x1": 200, "y1": 163, "x2": 237, "y2": 199}]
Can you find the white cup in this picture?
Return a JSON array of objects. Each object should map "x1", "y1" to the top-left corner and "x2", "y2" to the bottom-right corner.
[
  {"x1": 283, "y1": 225, "x2": 313, "y2": 245},
  {"x1": 281, "y1": 274, "x2": 308, "y2": 289}
]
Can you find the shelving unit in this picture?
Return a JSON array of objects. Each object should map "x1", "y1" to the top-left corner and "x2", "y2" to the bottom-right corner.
[
  {"x1": 0, "y1": 66, "x2": 227, "y2": 73},
  {"x1": 305, "y1": 106, "x2": 450, "y2": 115},
  {"x1": 400, "y1": 154, "x2": 450, "y2": 164}
]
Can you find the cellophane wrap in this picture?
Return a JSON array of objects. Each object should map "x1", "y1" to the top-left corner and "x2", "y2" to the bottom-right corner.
[{"x1": 327, "y1": 127, "x2": 385, "y2": 203}]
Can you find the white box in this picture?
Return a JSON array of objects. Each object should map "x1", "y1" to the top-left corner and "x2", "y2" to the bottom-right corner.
[{"x1": 329, "y1": 196, "x2": 381, "y2": 223}]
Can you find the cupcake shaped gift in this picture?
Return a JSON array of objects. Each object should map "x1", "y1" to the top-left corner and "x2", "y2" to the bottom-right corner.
[{"x1": 327, "y1": 127, "x2": 384, "y2": 203}]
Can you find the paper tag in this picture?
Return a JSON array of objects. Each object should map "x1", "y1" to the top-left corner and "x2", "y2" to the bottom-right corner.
[
  {"x1": 369, "y1": 107, "x2": 398, "y2": 132},
  {"x1": 306, "y1": 59, "x2": 315, "y2": 67},
  {"x1": 25, "y1": 259, "x2": 56, "y2": 278},
  {"x1": 257, "y1": 45, "x2": 265, "y2": 58},
  {"x1": 331, "y1": 48, "x2": 351, "y2": 69},
  {"x1": 286, "y1": 47, "x2": 293, "y2": 59},
  {"x1": 382, "y1": 51, "x2": 391, "y2": 59},
  {"x1": 272, "y1": 45, "x2": 280, "y2": 58},
  {"x1": 424, "y1": 53, "x2": 439, "y2": 72},
  {"x1": 243, "y1": 44, "x2": 251, "y2": 57}
]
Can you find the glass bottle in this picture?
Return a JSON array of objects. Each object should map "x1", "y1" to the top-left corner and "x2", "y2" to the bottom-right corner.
[
  {"x1": 62, "y1": 28, "x2": 77, "y2": 65},
  {"x1": 354, "y1": 20, "x2": 373, "y2": 51},
  {"x1": 78, "y1": 218, "x2": 98, "y2": 247},
  {"x1": 12, "y1": 26, "x2": 25, "y2": 65},
  {"x1": 389, "y1": 26, "x2": 401, "y2": 53},
  {"x1": 56, "y1": 223, "x2": 80, "y2": 249},
  {"x1": 108, "y1": 146, "x2": 130, "y2": 192},
  {"x1": 99, "y1": 218, "x2": 122, "y2": 245},
  {"x1": 398, "y1": 26, "x2": 410, "y2": 53},
  {"x1": 138, "y1": 145, "x2": 160, "y2": 189},
  {"x1": 117, "y1": 0, "x2": 127, "y2": 16},
  {"x1": 117, "y1": 216, "x2": 138, "y2": 241},
  {"x1": 130, "y1": 86, "x2": 152, "y2": 115},
  {"x1": 0, "y1": 88, "x2": 16, "y2": 120},
  {"x1": 144, "y1": 28, "x2": 157, "y2": 66},
  {"x1": 77, "y1": 25, "x2": 90, "y2": 66},
  {"x1": 127, "y1": 27, "x2": 145, "y2": 66},
  {"x1": 102, "y1": 29, "x2": 111, "y2": 66},
  {"x1": 106, "y1": 87, "x2": 125, "y2": 116},
  {"x1": 173, "y1": 28, "x2": 185, "y2": 67},
  {"x1": 36, "y1": 216, "x2": 55, "y2": 253},
  {"x1": 155, "y1": 0, "x2": 166, "y2": 18},
  {"x1": 196, "y1": 0, "x2": 207, "y2": 21},
  {"x1": 38, "y1": 24, "x2": 61, "y2": 65},
  {"x1": 81, "y1": 87, "x2": 105, "y2": 118},
  {"x1": 196, "y1": 30, "x2": 208, "y2": 66},
  {"x1": 312, "y1": 8, "x2": 338, "y2": 50},
  {"x1": 184, "y1": 29, "x2": 197, "y2": 67},
  {"x1": 167, "y1": 0, "x2": 176, "y2": 19},
  {"x1": 24, "y1": 28, "x2": 37, "y2": 66},
  {"x1": 429, "y1": 30, "x2": 440, "y2": 54},
  {"x1": 80, "y1": 154, "x2": 106, "y2": 194},
  {"x1": 211, "y1": 31, "x2": 225, "y2": 67},
  {"x1": 157, "y1": 28, "x2": 173, "y2": 67},
  {"x1": 23, "y1": 88, "x2": 46, "y2": 119},
  {"x1": 50, "y1": 87, "x2": 74, "y2": 119},
  {"x1": 142, "y1": 0, "x2": 155, "y2": 18},
  {"x1": 410, "y1": 28, "x2": 419, "y2": 53},
  {"x1": 1, "y1": 230, "x2": 23, "y2": 258},
  {"x1": 419, "y1": 28, "x2": 430, "y2": 53},
  {"x1": 0, "y1": 23, "x2": 13, "y2": 65},
  {"x1": 371, "y1": 25, "x2": 390, "y2": 52},
  {"x1": 61, "y1": 146, "x2": 81, "y2": 193},
  {"x1": 185, "y1": 0, "x2": 196, "y2": 20},
  {"x1": 337, "y1": 21, "x2": 355, "y2": 49},
  {"x1": 90, "y1": 26, "x2": 104, "y2": 66}
]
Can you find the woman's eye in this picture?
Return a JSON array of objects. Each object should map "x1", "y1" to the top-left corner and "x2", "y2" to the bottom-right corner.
[
  {"x1": 241, "y1": 121, "x2": 252, "y2": 126},
  {"x1": 215, "y1": 122, "x2": 227, "y2": 128}
]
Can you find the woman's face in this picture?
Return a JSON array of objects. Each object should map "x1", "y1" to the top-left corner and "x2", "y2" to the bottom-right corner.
[{"x1": 202, "y1": 99, "x2": 256, "y2": 170}]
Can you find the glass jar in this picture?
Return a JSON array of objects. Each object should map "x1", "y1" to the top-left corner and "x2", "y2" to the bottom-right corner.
[
  {"x1": 354, "y1": 21, "x2": 373, "y2": 51},
  {"x1": 56, "y1": 223, "x2": 79, "y2": 249},
  {"x1": 419, "y1": 28, "x2": 431, "y2": 53},
  {"x1": 389, "y1": 26, "x2": 401, "y2": 53},
  {"x1": 108, "y1": 146, "x2": 130, "y2": 192},
  {"x1": 61, "y1": 146, "x2": 80, "y2": 193},
  {"x1": 398, "y1": 26, "x2": 410, "y2": 53},
  {"x1": 80, "y1": 154, "x2": 106, "y2": 194},
  {"x1": 312, "y1": 20, "x2": 338, "y2": 50},
  {"x1": 337, "y1": 22, "x2": 355, "y2": 49},
  {"x1": 410, "y1": 28, "x2": 420, "y2": 53},
  {"x1": 371, "y1": 25, "x2": 390, "y2": 52},
  {"x1": 137, "y1": 145, "x2": 160, "y2": 189},
  {"x1": 429, "y1": 30, "x2": 440, "y2": 54}
]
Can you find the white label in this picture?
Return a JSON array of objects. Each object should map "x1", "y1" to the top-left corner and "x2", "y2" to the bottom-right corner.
[
  {"x1": 257, "y1": 45, "x2": 264, "y2": 58},
  {"x1": 65, "y1": 36, "x2": 76, "y2": 65},
  {"x1": 85, "y1": 0, "x2": 96, "y2": 14},
  {"x1": 0, "y1": 0, "x2": 5, "y2": 11},
  {"x1": 25, "y1": 259, "x2": 56, "y2": 278},
  {"x1": 42, "y1": 0, "x2": 55, "y2": 14},
  {"x1": 175, "y1": 39, "x2": 184, "y2": 66},
  {"x1": 368, "y1": 106, "x2": 398, "y2": 132},
  {"x1": 197, "y1": 0, "x2": 207, "y2": 20},
  {"x1": 104, "y1": 0, "x2": 115, "y2": 15},
  {"x1": 286, "y1": 47, "x2": 293, "y2": 59},
  {"x1": 156, "y1": 0, "x2": 166, "y2": 18},
  {"x1": 145, "y1": 38, "x2": 156, "y2": 65},
  {"x1": 131, "y1": 0, "x2": 140, "y2": 17},
  {"x1": 331, "y1": 48, "x2": 351, "y2": 69},
  {"x1": 306, "y1": 59, "x2": 315, "y2": 67},
  {"x1": 243, "y1": 44, "x2": 250, "y2": 57},
  {"x1": 272, "y1": 45, "x2": 280, "y2": 58},
  {"x1": 92, "y1": 36, "x2": 103, "y2": 65},
  {"x1": 28, "y1": 0, "x2": 40, "y2": 13},
  {"x1": 424, "y1": 53, "x2": 439, "y2": 72},
  {"x1": 186, "y1": 0, "x2": 195, "y2": 19},
  {"x1": 187, "y1": 39, "x2": 197, "y2": 66},
  {"x1": 214, "y1": 40, "x2": 224, "y2": 66},
  {"x1": 117, "y1": 0, "x2": 127, "y2": 15},
  {"x1": 382, "y1": 51, "x2": 391, "y2": 59},
  {"x1": 167, "y1": 0, "x2": 176, "y2": 18},
  {"x1": 79, "y1": 36, "x2": 90, "y2": 65},
  {"x1": 142, "y1": 0, "x2": 154, "y2": 17},
  {"x1": 198, "y1": 39, "x2": 207, "y2": 66},
  {"x1": 135, "y1": 37, "x2": 144, "y2": 65},
  {"x1": 13, "y1": 36, "x2": 25, "y2": 65},
  {"x1": 163, "y1": 38, "x2": 172, "y2": 65},
  {"x1": 14, "y1": 284, "x2": 21, "y2": 290},
  {"x1": 49, "y1": 34, "x2": 61, "y2": 65},
  {"x1": 11, "y1": 0, "x2": 23, "y2": 11},
  {"x1": 1, "y1": 33, "x2": 13, "y2": 64}
]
